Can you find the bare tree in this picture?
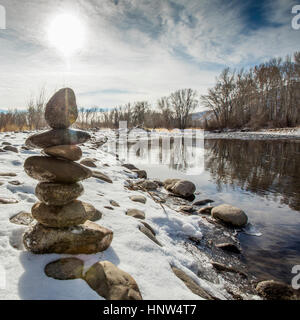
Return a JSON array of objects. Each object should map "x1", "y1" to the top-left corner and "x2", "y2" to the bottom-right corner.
[{"x1": 169, "y1": 89, "x2": 198, "y2": 129}]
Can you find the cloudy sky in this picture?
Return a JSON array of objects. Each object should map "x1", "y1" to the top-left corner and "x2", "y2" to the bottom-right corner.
[{"x1": 0, "y1": 0, "x2": 299, "y2": 109}]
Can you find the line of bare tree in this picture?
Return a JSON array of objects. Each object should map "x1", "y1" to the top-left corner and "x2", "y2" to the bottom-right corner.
[
  {"x1": 201, "y1": 51, "x2": 300, "y2": 130},
  {"x1": 75, "y1": 88, "x2": 199, "y2": 130},
  {"x1": 0, "y1": 88, "x2": 47, "y2": 132},
  {"x1": 1, "y1": 51, "x2": 299, "y2": 132},
  {"x1": 0, "y1": 88, "x2": 200, "y2": 132}
]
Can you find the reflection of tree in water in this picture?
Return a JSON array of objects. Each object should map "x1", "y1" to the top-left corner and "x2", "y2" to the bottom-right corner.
[
  {"x1": 125, "y1": 136, "x2": 201, "y2": 173},
  {"x1": 205, "y1": 139, "x2": 300, "y2": 211}
]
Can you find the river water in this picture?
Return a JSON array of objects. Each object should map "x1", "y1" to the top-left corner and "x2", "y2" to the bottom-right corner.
[{"x1": 115, "y1": 134, "x2": 300, "y2": 284}]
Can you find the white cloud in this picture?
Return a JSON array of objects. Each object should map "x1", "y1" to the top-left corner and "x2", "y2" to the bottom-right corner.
[{"x1": 0, "y1": 0, "x2": 299, "y2": 109}]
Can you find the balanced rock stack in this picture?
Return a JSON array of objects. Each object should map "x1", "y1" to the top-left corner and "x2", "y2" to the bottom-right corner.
[{"x1": 23, "y1": 88, "x2": 113, "y2": 254}]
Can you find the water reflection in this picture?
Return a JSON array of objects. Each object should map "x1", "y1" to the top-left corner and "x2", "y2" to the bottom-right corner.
[
  {"x1": 122, "y1": 135, "x2": 300, "y2": 283},
  {"x1": 114, "y1": 135, "x2": 205, "y2": 176},
  {"x1": 205, "y1": 139, "x2": 300, "y2": 212}
]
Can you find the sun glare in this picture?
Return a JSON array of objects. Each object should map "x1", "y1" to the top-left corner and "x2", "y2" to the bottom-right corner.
[{"x1": 47, "y1": 13, "x2": 85, "y2": 57}]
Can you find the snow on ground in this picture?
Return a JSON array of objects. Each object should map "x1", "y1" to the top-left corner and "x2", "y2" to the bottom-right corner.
[
  {"x1": 204, "y1": 128, "x2": 300, "y2": 140},
  {"x1": 0, "y1": 130, "x2": 245, "y2": 300}
]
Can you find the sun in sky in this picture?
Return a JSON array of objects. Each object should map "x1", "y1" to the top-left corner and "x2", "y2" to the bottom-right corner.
[{"x1": 47, "y1": 13, "x2": 85, "y2": 57}]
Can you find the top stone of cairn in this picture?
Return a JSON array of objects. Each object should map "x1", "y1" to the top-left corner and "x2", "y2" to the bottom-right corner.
[{"x1": 45, "y1": 88, "x2": 78, "y2": 129}]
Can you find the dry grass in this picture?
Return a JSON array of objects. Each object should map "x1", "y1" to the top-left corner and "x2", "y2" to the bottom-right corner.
[{"x1": 0, "y1": 124, "x2": 31, "y2": 132}]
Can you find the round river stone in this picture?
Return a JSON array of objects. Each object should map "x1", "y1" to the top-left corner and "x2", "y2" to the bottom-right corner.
[{"x1": 35, "y1": 182, "x2": 84, "y2": 205}]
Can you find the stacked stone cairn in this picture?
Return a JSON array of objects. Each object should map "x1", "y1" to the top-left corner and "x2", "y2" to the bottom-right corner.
[{"x1": 23, "y1": 88, "x2": 113, "y2": 254}]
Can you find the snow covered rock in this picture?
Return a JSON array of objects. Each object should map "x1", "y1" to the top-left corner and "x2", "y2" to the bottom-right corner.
[
  {"x1": 122, "y1": 163, "x2": 139, "y2": 171},
  {"x1": 0, "y1": 172, "x2": 17, "y2": 177},
  {"x1": 84, "y1": 261, "x2": 143, "y2": 300},
  {"x1": 92, "y1": 170, "x2": 113, "y2": 183},
  {"x1": 130, "y1": 195, "x2": 147, "y2": 204},
  {"x1": 23, "y1": 220, "x2": 113, "y2": 254},
  {"x1": 164, "y1": 179, "x2": 196, "y2": 198},
  {"x1": 32, "y1": 201, "x2": 98, "y2": 228},
  {"x1": 211, "y1": 204, "x2": 248, "y2": 227},
  {"x1": 24, "y1": 156, "x2": 92, "y2": 183},
  {"x1": 126, "y1": 209, "x2": 145, "y2": 220},
  {"x1": 110, "y1": 200, "x2": 120, "y2": 207},
  {"x1": 35, "y1": 182, "x2": 84, "y2": 205},
  {"x1": 0, "y1": 197, "x2": 18, "y2": 204},
  {"x1": 171, "y1": 267, "x2": 214, "y2": 300},
  {"x1": 132, "y1": 169, "x2": 147, "y2": 179},
  {"x1": 80, "y1": 158, "x2": 97, "y2": 168},
  {"x1": 44, "y1": 145, "x2": 82, "y2": 161},
  {"x1": 45, "y1": 258, "x2": 84, "y2": 280},
  {"x1": 139, "y1": 225, "x2": 162, "y2": 247},
  {"x1": 10, "y1": 211, "x2": 33, "y2": 225}
]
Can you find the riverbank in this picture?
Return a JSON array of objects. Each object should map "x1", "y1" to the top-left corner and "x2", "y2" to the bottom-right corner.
[
  {"x1": 205, "y1": 128, "x2": 300, "y2": 140},
  {"x1": 0, "y1": 130, "x2": 264, "y2": 300},
  {"x1": 204, "y1": 128, "x2": 300, "y2": 140},
  {"x1": 1, "y1": 130, "x2": 300, "y2": 300}
]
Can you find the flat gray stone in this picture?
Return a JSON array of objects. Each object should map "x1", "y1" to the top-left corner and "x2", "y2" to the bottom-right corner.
[
  {"x1": 25, "y1": 129, "x2": 90, "y2": 149},
  {"x1": 24, "y1": 156, "x2": 92, "y2": 183}
]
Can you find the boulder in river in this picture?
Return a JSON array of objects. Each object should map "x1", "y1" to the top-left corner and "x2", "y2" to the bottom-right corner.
[
  {"x1": 164, "y1": 179, "x2": 196, "y2": 198},
  {"x1": 211, "y1": 204, "x2": 248, "y2": 227},
  {"x1": 198, "y1": 206, "x2": 213, "y2": 215},
  {"x1": 193, "y1": 199, "x2": 214, "y2": 206},
  {"x1": 256, "y1": 280, "x2": 297, "y2": 300},
  {"x1": 216, "y1": 242, "x2": 241, "y2": 254}
]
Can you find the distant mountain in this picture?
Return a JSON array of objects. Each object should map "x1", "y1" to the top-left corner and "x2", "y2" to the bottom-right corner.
[{"x1": 191, "y1": 111, "x2": 212, "y2": 120}]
